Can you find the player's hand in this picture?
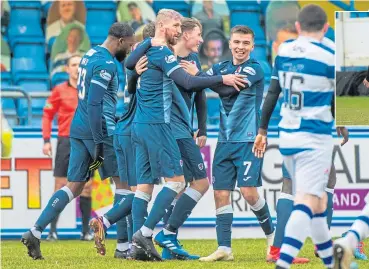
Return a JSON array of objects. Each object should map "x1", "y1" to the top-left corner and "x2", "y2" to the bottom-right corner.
[
  {"x1": 151, "y1": 38, "x2": 167, "y2": 47},
  {"x1": 336, "y1": 126, "x2": 349, "y2": 146},
  {"x1": 222, "y1": 74, "x2": 246, "y2": 91},
  {"x1": 252, "y1": 134, "x2": 267, "y2": 158},
  {"x1": 363, "y1": 78, "x2": 369, "y2": 88},
  {"x1": 180, "y1": 60, "x2": 199, "y2": 76},
  {"x1": 89, "y1": 143, "x2": 104, "y2": 171},
  {"x1": 42, "y1": 142, "x2": 52, "y2": 157},
  {"x1": 135, "y1": 56, "x2": 148, "y2": 75},
  {"x1": 193, "y1": 129, "x2": 207, "y2": 148}
]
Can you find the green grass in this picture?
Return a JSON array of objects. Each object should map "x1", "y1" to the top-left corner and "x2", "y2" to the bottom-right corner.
[
  {"x1": 336, "y1": 96, "x2": 369, "y2": 126},
  {"x1": 2, "y1": 238, "x2": 368, "y2": 268}
]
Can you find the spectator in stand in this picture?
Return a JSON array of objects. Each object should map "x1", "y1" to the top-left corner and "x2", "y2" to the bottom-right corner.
[
  {"x1": 127, "y1": 2, "x2": 151, "y2": 31},
  {"x1": 194, "y1": 0, "x2": 223, "y2": 35},
  {"x1": 363, "y1": 66, "x2": 369, "y2": 88},
  {"x1": 50, "y1": 24, "x2": 90, "y2": 78},
  {"x1": 271, "y1": 24, "x2": 298, "y2": 61},
  {"x1": 46, "y1": 0, "x2": 85, "y2": 43},
  {"x1": 199, "y1": 29, "x2": 228, "y2": 70},
  {"x1": 116, "y1": 0, "x2": 155, "y2": 27},
  {"x1": 1, "y1": 35, "x2": 10, "y2": 72},
  {"x1": 42, "y1": 55, "x2": 93, "y2": 241},
  {"x1": 1, "y1": 0, "x2": 10, "y2": 36}
]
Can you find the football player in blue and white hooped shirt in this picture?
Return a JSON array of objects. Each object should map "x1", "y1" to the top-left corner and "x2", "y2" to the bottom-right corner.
[{"x1": 255, "y1": 5, "x2": 336, "y2": 269}]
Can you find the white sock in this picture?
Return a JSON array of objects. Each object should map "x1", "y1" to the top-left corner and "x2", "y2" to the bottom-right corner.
[
  {"x1": 163, "y1": 228, "x2": 176, "y2": 235},
  {"x1": 218, "y1": 246, "x2": 232, "y2": 254},
  {"x1": 31, "y1": 227, "x2": 41, "y2": 239},
  {"x1": 276, "y1": 204, "x2": 313, "y2": 269},
  {"x1": 312, "y1": 213, "x2": 333, "y2": 268},
  {"x1": 345, "y1": 203, "x2": 369, "y2": 250},
  {"x1": 140, "y1": 225, "x2": 153, "y2": 237},
  {"x1": 116, "y1": 242, "x2": 129, "y2": 252},
  {"x1": 102, "y1": 216, "x2": 111, "y2": 229}
]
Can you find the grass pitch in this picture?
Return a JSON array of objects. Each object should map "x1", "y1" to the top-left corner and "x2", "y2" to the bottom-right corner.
[
  {"x1": 336, "y1": 96, "x2": 369, "y2": 126},
  {"x1": 2, "y1": 238, "x2": 369, "y2": 269}
]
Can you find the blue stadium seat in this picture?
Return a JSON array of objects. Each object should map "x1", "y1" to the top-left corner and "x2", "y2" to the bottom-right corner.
[
  {"x1": 258, "y1": 60, "x2": 272, "y2": 82},
  {"x1": 226, "y1": 1, "x2": 261, "y2": 12},
  {"x1": 12, "y1": 37, "x2": 45, "y2": 59},
  {"x1": 8, "y1": 3, "x2": 43, "y2": 40},
  {"x1": 86, "y1": 1, "x2": 117, "y2": 46},
  {"x1": 12, "y1": 58, "x2": 47, "y2": 79},
  {"x1": 251, "y1": 46, "x2": 267, "y2": 62},
  {"x1": 51, "y1": 72, "x2": 69, "y2": 88},
  {"x1": 206, "y1": 94, "x2": 220, "y2": 125},
  {"x1": 325, "y1": 27, "x2": 334, "y2": 42},
  {"x1": 152, "y1": 1, "x2": 191, "y2": 17},
  {"x1": 0, "y1": 72, "x2": 12, "y2": 86}
]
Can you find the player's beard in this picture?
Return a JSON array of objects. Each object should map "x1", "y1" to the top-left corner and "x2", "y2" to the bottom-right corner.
[
  {"x1": 166, "y1": 31, "x2": 179, "y2": 46},
  {"x1": 115, "y1": 50, "x2": 128, "y2": 62}
]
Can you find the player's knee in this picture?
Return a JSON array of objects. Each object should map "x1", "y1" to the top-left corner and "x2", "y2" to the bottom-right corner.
[
  {"x1": 327, "y1": 164, "x2": 336, "y2": 189},
  {"x1": 54, "y1": 177, "x2": 67, "y2": 191},
  {"x1": 113, "y1": 177, "x2": 129, "y2": 189},
  {"x1": 165, "y1": 181, "x2": 186, "y2": 194},
  {"x1": 136, "y1": 184, "x2": 154, "y2": 195},
  {"x1": 189, "y1": 178, "x2": 209, "y2": 195},
  {"x1": 240, "y1": 187, "x2": 259, "y2": 206},
  {"x1": 281, "y1": 178, "x2": 293, "y2": 195},
  {"x1": 66, "y1": 182, "x2": 85, "y2": 198},
  {"x1": 214, "y1": 190, "x2": 231, "y2": 207}
]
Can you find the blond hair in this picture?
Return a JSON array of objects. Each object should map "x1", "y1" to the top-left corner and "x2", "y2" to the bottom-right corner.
[
  {"x1": 181, "y1": 17, "x2": 202, "y2": 33},
  {"x1": 156, "y1": 9, "x2": 182, "y2": 26}
]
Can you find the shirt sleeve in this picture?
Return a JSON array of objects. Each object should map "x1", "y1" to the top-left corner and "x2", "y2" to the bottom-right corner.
[
  {"x1": 259, "y1": 79, "x2": 282, "y2": 130},
  {"x1": 88, "y1": 63, "x2": 115, "y2": 144},
  {"x1": 125, "y1": 38, "x2": 151, "y2": 70},
  {"x1": 271, "y1": 56, "x2": 280, "y2": 81},
  {"x1": 160, "y1": 48, "x2": 181, "y2": 77},
  {"x1": 42, "y1": 86, "x2": 61, "y2": 142},
  {"x1": 241, "y1": 63, "x2": 264, "y2": 87}
]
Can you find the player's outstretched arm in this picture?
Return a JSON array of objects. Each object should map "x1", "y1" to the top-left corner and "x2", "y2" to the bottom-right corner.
[
  {"x1": 125, "y1": 38, "x2": 152, "y2": 70},
  {"x1": 252, "y1": 79, "x2": 282, "y2": 158},
  {"x1": 194, "y1": 90, "x2": 207, "y2": 147}
]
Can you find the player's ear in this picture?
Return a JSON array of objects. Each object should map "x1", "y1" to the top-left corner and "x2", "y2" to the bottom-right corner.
[
  {"x1": 295, "y1": 21, "x2": 301, "y2": 35},
  {"x1": 323, "y1": 23, "x2": 329, "y2": 35}
]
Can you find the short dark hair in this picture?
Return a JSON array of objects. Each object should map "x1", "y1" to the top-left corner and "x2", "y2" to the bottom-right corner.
[
  {"x1": 127, "y1": 2, "x2": 138, "y2": 9},
  {"x1": 298, "y1": 4, "x2": 327, "y2": 32},
  {"x1": 143, "y1": 22, "x2": 155, "y2": 39},
  {"x1": 204, "y1": 33, "x2": 223, "y2": 50},
  {"x1": 278, "y1": 24, "x2": 298, "y2": 35},
  {"x1": 231, "y1": 25, "x2": 255, "y2": 40},
  {"x1": 108, "y1": 22, "x2": 134, "y2": 39}
]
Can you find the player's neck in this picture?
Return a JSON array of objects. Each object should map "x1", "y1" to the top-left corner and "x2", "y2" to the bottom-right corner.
[
  {"x1": 299, "y1": 32, "x2": 324, "y2": 42},
  {"x1": 69, "y1": 78, "x2": 77, "y2": 89},
  {"x1": 232, "y1": 55, "x2": 250, "y2": 66},
  {"x1": 174, "y1": 41, "x2": 191, "y2": 58},
  {"x1": 101, "y1": 39, "x2": 116, "y2": 58}
]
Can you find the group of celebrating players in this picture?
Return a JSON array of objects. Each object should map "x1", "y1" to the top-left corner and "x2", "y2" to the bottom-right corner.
[{"x1": 20, "y1": 4, "x2": 369, "y2": 269}]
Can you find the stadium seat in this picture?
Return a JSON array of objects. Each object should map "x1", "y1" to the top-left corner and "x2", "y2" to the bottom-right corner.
[
  {"x1": 251, "y1": 45, "x2": 267, "y2": 61},
  {"x1": 226, "y1": 1, "x2": 261, "y2": 12},
  {"x1": 12, "y1": 58, "x2": 47, "y2": 79},
  {"x1": 0, "y1": 72, "x2": 12, "y2": 86},
  {"x1": 152, "y1": 1, "x2": 191, "y2": 17},
  {"x1": 11, "y1": 37, "x2": 45, "y2": 59},
  {"x1": 41, "y1": 1, "x2": 52, "y2": 18},
  {"x1": 85, "y1": 1, "x2": 117, "y2": 46},
  {"x1": 8, "y1": 2, "x2": 43, "y2": 40},
  {"x1": 258, "y1": 60, "x2": 272, "y2": 82},
  {"x1": 325, "y1": 27, "x2": 334, "y2": 42},
  {"x1": 207, "y1": 95, "x2": 220, "y2": 125},
  {"x1": 51, "y1": 72, "x2": 69, "y2": 88}
]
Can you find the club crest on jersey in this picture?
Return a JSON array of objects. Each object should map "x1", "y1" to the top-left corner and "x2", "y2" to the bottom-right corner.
[
  {"x1": 198, "y1": 163, "x2": 204, "y2": 170},
  {"x1": 100, "y1": 70, "x2": 112, "y2": 81},
  {"x1": 165, "y1": 55, "x2": 176, "y2": 63},
  {"x1": 243, "y1": 66, "x2": 256, "y2": 76},
  {"x1": 235, "y1": 66, "x2": 242, "y2": 74}
]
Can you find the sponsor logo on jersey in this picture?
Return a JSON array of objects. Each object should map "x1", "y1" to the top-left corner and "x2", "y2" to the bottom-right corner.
[
  {"x1": 100, "y1": 70, "x2": 112, "y2": 81},
  {"x1": 220, "y1": 69, "x2": 227, "y2": 73},
  {"x1": 106, "y1": 61, "x2": 114, "y2": 64},
  {"x1": 206, "y1": 68, "x2": 214, "y2": 75},
  {"x1": 165, "y1": 55, "x2": 176, "y2": 63},
  {"x1": 243, "y1": 66, "x2": 256, "y2": 75}
]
